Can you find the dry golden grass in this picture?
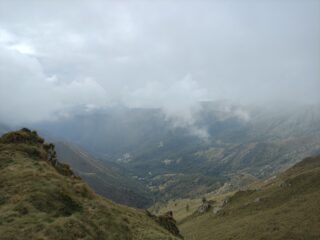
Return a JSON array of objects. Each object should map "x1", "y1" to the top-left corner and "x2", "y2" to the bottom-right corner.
[
  {"x1": 179, "y1": 156, "x2": 320, "y2": 240},
  {"x1": 0, "y1": 129, "x2": 179, "y2": 240}
]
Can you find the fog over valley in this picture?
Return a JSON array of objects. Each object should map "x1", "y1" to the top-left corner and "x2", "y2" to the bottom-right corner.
[{"x1": 0, "y1": 1, "x2": 320, "y2": 240}]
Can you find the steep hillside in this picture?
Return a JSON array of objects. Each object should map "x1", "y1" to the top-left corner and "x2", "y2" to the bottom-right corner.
[
  {"x1": 178, "y1": 155, "x2": 320, "y2": 240},
  {"x1": 0, "y1": 129, "x2": 181, "y2": 240},
  {"x1": 54, "y1": 141, "x2": 153, "y2": 208}
]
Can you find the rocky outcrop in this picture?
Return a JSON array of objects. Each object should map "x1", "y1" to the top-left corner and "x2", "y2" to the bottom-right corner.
[
  {"x1": 222, "y1": 197, "x2": 230, "y2": 206},
  {"x1": 279, "y1": 181, "x2": 292, "y2": 188},
  {"x1": 146, "y1": 210, "x2": 183, "y2": 238},
  {"x1": 212, "y1": 206, "x2": 222, "y2": 215},
  {"x1": 197, "y1": 201, "x2": 212, "y2": 214}
]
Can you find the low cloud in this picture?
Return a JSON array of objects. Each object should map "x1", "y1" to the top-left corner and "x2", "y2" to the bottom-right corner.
[
  {"x1": 0, "y1": 0, "x2": 319, "y2": 129},
  {"x1": 0, "y1": 46, "x2": 107, "y2": 124},
  {"x1": 124, "y1": 75, "x2": 208, "y2": 123},
  {"x1": 123, "y1": 74, "x2": 210, "y2": 139}
]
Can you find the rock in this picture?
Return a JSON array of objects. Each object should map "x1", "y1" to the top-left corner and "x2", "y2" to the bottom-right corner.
[
  {"x1": 222, "y1": 197, "x2": 230, "y2": 206},
  {"x1": 197, "y1": 202, "x2": 211, "y2": 214},
  {"x1": 254, "y1": 197, "x2": 261, "y2": 203},
  {"x1": 145, "y1": 210, "x2": 183, "y2": 239},
  {"x1": 213, "y1": 206, "x2": 222, "y2": 215},
  {"x1": 157, "y1": 211, "x2": 183, "y2": 238},
  {"x1": 279, "y1": 181, "x2": 291, "y2": 188}
]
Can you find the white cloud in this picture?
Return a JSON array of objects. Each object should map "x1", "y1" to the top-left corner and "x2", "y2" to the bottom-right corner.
[
  {"x1": 123, "y1": 74, "x2": 211, "y2": 138},
  {"x1": 9, "y1": 43, "x2": 36, "y2": 55},
  {"x1": 0, "y1": 28, "x2": 15, "y2": 43},
  {"x1": 0, "y1": 46, "x2": 107, "y2": 124},
  {"x1": 0, "y1": 0, "x2": 319, "y2": 126},
  {"x1": 124, "y1": 74, "x2": 208, "y2": 123}
]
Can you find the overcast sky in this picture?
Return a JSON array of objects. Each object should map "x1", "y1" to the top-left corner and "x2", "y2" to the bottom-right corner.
[{"x1": 0, "y1": 0, "x2": 319, "y2": 124}]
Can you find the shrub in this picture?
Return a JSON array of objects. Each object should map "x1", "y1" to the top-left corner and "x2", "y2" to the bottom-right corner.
[{"x1": 0, "y1": 129, "x2": 44, "y2": 145}]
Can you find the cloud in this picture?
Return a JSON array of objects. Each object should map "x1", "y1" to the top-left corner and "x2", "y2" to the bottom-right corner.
[
  {"x1": 0, "y1": 0, "x2": 319, "y2": 126},
  {"x1": 9, "y1": 43, "x2": 36, "y2": 55},
  {"x1": 0, "y1": 46, "x2": 107, "y2": 124},
  {"x1": 123, "y1": 74, "x2": 210, "y2": 139},
  {"x1": 124, "y1": 75, "x2": 208, "y2": 121}
]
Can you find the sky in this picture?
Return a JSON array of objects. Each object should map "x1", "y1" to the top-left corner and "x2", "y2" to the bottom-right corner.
[{"x1": 0, "y1": 0, "x2": 319, "y2": 124}]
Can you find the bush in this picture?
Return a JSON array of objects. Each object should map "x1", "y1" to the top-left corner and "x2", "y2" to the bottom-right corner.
[
  {"x1": 54, "y1": 162, "x2": 74, "y2": 177},
  {"x1": 0, "y1": 129, "x2": 44, "y2": 145},
  {"x1": 28, "y1": 191, "x2": 82, "y2": 217}
]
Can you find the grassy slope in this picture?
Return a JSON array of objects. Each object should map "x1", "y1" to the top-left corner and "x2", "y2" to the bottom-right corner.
[
  {"x1": 150, "y1": 173, "x2": 257, "y2": 222},
  {"x1": 179, "y1": 156, "x2": 320, "y2": 240},
  {"x1": 0, "y1": 130, "x2": 179, "y2": 240},
  {"x1": 54, "y1": 141, "x2": 152, "y2": 208},
  {"x1": 150, "y1": 192, "x2": 233, "y2": 223}
]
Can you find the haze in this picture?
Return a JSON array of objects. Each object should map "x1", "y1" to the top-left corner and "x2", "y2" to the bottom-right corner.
[{"x1": 0, "y1": 0, "x2": 319, "y2": 124}]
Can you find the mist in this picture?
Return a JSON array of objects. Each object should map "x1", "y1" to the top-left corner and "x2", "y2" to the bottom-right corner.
[{"x1": 0, "y1": 0, "x2": 319, "y2": 125}]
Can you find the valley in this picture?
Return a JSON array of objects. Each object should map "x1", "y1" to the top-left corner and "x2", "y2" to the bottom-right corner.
[
  {"x1": 32, "y1": 103, "x2": 320, "y2": 204},
  {"x1": 0, "y1": 1, "x2": 318, "y2": 238},
  {"x1": 1, "y1": 128, "x2": 319, "y2": 239}
]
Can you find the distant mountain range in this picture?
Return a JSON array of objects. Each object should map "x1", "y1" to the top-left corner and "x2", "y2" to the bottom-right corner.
[{"x1": 30, "y1": 102, "x2": 320, "y2": 202}]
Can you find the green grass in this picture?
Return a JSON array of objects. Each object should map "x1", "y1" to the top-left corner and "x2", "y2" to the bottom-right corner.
[
  {"x1": 150, "y1": 191, "x2": 233, "y2": 223},
  {"x1": 0, "y1": 129, "x2": 180, "y2": 240},
  {"x1": 178, "y1": 156, "x2": 320, "y2": 240}
]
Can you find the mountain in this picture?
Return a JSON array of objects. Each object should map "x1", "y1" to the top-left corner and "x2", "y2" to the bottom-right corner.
[
  {"x1": 176, "y1": 155, "x2": 320, "y2": 240},
  {"x1": 54, "y1": 141, "x2": 153, "y2": 208},
  {"x1": 0, "y1": 129, "x2": 181, "y2": 240},
  {"x1": 32, "y1": 103, "x2": 320, "y2": 201},
  {"x1": 34, "y1": 107, "x2": 173, "y2": 158}
]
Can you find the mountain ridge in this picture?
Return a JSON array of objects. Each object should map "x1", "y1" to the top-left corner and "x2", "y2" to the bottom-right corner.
[{"x1": 0, "y1": 129, "x2": 181, "y2": 240}]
